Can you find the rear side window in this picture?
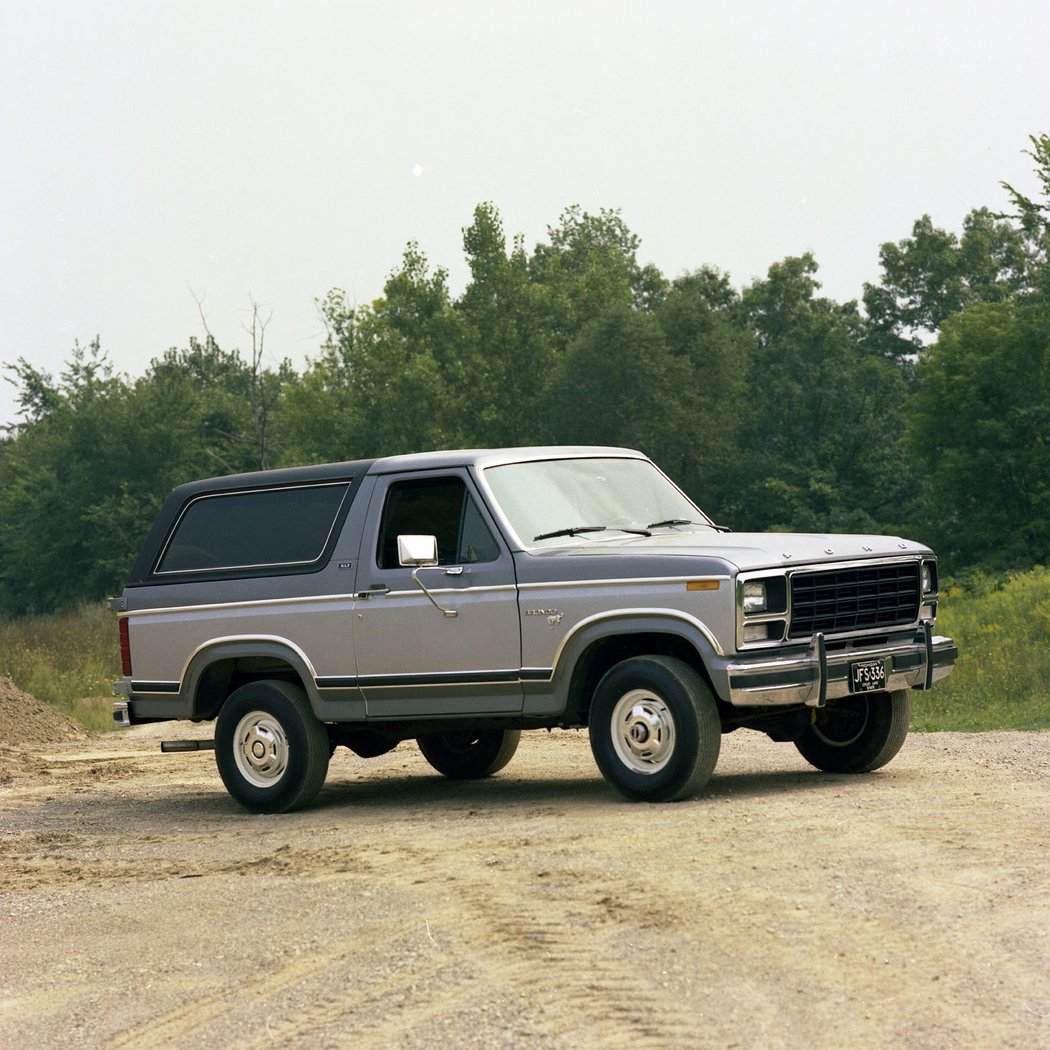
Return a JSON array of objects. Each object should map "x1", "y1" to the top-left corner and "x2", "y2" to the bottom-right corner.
[{"x1": 156, "y1": 483, "x2": 349, "y2": 575}]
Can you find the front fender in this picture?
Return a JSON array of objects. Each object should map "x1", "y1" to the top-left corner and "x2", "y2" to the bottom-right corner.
[{"x1": 541, "y1": 610, "x2": 729, "y2": 715}]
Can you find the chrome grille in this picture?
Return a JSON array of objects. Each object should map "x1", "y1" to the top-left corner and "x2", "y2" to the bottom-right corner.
[{"x1": 788, "y1": 562, "x2": 920, "y2": 638}]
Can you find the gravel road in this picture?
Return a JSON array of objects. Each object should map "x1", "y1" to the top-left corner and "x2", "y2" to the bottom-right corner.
[{"x1": 1, "y1": 693, "x2": 1048, "y2": 1050}]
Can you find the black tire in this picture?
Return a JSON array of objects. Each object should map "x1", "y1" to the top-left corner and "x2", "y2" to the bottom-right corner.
[
  {"x1": 589, "y1": 656, "x2": 721, "y2": 802},
  {"x1": 215, "y1": 680, "x2": 330, "y2": 813},
  {"x1": 794, "y1": 689, "x2": 910, "y2": 774},
  {"x1": 417, "y1": 728, "x2": 521, "y2": 779}
]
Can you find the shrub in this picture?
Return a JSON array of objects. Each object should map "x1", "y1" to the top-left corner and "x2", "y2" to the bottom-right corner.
[{"x1": 0, "y1": 604, "x2": 120, "y2": 733}]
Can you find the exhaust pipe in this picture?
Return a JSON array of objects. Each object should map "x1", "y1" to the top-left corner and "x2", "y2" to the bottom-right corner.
[{"x1": 160, "y1": 740, "x2": 216, "y2": 753}]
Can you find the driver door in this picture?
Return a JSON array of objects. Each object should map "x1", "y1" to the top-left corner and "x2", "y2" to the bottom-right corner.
[{"x1": 352, "y1": 470, "x2": 523, "y2": 719}]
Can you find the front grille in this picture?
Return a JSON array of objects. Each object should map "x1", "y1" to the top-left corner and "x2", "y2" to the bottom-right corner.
[{"x1": 788, "y1": 562, "x2": 920, "y2": 639}]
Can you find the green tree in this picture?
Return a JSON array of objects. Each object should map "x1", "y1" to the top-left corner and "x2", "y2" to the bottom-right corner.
[
  {"x1": 285, "y1": 247, "x2": 462, "y2": 462},
  {"x1": 0, "y1": 342, "x2": 145, "y2": 613},
  {"x1": 530, "y1": 205, "x2": 666, "y2": 339},
  {"x1": 907, "y1": 301, "x2": 1050, "y2": 568},
  {"x1": 0, "y1": 333, "x2": 295, "y2": 616},
  {"x1": 144, "y1": 333, "x2": 291, "y2": 475},
  {"x1": 735, "y1": 255, "x2": 912, "y2": 533},
  {"x1": 548, "y1": 306, "x2": 690, "y2": 460},
  {"x1": 863, "y1": 208, "x2": 1029, "y2": 355},
  {"x1": 999, "y1": 132, "x2": 1050, "y2": 300},
  {"x1": 651, "y1": 268, "x2": 751, "y2": 514},
  {"x1": 454, "y1": 204, "x2": 559, "y2": 446}
]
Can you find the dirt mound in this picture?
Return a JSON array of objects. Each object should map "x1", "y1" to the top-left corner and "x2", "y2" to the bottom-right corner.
[{"x1": 0, "y1": 677, "x2": 90, "y2": 746}]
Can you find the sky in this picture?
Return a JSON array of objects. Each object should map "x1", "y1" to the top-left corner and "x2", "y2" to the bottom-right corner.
[{"x1": 2, "y1": 0, "x2": 1049, "y2": 428}]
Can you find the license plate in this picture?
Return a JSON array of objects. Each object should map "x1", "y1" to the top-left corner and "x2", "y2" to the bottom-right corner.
[{"x1": 850, "y1": 659, "x2": 886, "y2": 693}]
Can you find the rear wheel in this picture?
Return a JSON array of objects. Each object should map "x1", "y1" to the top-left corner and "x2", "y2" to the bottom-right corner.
[
  {"x1": 417, "y1": 728, "x2": 520, "y2": 779},
  {"x1": 794, "y1": 689, "x2": 910, "y2": 773},
  {"x1": 215, "y1": 680, "x2": 330, "y2": 813},
  {"x1": 589, "y1": 656, "x2": 721, "y2": 802}
]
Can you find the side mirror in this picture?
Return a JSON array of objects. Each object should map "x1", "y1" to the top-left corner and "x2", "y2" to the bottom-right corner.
[
  {"x1": 397, "y1": 535, "x2": 457, "y2": 618},
  {"x1": 398, "y1": 534, "x2": 439, "y2": 568}
]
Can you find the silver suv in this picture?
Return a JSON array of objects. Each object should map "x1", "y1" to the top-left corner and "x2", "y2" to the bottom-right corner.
[{"x1": 112, "y1": 446, "x2": 957, "y2": 812}]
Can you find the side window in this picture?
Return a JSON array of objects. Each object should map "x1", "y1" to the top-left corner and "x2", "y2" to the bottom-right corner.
[
  {"x1": 377, "y1": 476, "x2": 499, "y2": 569},
  {"x1": 156, "y1": 483, "x2": 350, "y2": 575}
]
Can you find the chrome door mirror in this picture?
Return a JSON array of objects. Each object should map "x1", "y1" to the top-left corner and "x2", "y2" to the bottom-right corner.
[
  {"x1": 397, "y1": 534, "x2": 439, "y2": 567},
  {"x1": 397, "y1": 535, "x2": 457, "y2": 617}
]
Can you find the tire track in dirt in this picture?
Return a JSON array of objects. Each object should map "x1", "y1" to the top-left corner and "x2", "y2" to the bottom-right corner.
[
  {"x1": 106, "y1": 946, "x2": 352, "y2": 1048},
  {"x1": 3, "y1": 730, "x2": 1050, "y2": 1049},
  {"x1": 335, "y1": 836, "x2": 705, "y2": 1049}
]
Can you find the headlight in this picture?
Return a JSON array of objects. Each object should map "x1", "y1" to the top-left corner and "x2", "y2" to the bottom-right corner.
[
  {"x1": 742, "y1": 581, "x2": 767, "y2": 614},
  {"x1": 920, "y1": 561, "x2": 937, "y2": 595}
]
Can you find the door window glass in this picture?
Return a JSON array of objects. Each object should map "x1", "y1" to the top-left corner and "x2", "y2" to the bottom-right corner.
[{"x1": 377, "y1": 476, "x2": 499, "y2": 569}]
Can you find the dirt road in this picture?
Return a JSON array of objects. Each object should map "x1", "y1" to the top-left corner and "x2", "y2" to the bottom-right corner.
[{"x1": 1, "y1": 685, "x2": 1048, "y2": 1049}]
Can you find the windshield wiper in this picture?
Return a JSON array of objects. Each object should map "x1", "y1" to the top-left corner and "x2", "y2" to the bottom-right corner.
[
  {"x1": 648, "y1": 518, "x2": 733, "y2": 533},
  {"x1": 534, "y1": 525, "x2": 607, "y2": 542}
]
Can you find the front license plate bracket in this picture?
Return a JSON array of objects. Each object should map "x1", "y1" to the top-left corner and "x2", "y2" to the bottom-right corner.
[{"x1": 850, "y1": 658, "x2": 886, "y2": 693}]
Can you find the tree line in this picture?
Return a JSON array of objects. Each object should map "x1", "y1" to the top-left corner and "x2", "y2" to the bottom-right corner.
[{"x1": 1, "y1": 136, "x2": 1047, "y2": 618}]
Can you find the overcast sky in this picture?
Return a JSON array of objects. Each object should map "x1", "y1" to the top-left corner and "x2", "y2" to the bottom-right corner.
[{"x1": 2, "y1": 0, "x2": 1048, "y2": 428}]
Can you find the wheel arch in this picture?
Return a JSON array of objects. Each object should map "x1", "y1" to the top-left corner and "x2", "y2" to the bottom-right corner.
[
  {"x1": 182, "y1": 638, "x2": 322, "y2": 721},
  {"x1": 553, "y1": 612, "x2": 725, "y2": 726}
]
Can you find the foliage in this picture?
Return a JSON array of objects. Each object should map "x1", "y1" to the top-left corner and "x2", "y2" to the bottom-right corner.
[
  {"x1": 862, "y1": 209, "x2": 1030, "y2": 353},
  {"x1": 733, "y1": 255, "x2": 913, "y2": 533},
  {"x1": 0, "y1": 603, "x2": 119, "y2": 732},
  {"x1": 912, "y1": 567, "x2": 1050, "y2": 731},
  {"x1": 0, "y1": 335, "x2": 293, "y2": 615},
  {"x1": 999, "y1": 132, "x2": 1050, "y2": 300},
  {"x1": 907, "y1": 301, "x2": 1050, "y2": 568},
  {"x1": 3, "y1": 135, "x2": 1050, "y2": 620}
]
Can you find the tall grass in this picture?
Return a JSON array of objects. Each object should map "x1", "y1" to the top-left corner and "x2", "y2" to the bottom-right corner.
[
  {"x1": 912, "y1": 566, "x2": 1050, "y2": 731},
  {"x1": 0, "y1": 604, "x2": 120, "y2": 733},
  {"x1": 2, "y1": 570, "x2": 1048, "y2": 734}
]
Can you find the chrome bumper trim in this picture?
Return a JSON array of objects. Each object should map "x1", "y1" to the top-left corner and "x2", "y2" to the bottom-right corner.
[{"x1": 721, "y1": 629, "x2": 957, "y2": 707}]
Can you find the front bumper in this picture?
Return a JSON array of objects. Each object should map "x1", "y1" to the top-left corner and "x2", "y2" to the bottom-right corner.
[{"x1": 718, "y1": 623, "x2": 958, "y2": 707}]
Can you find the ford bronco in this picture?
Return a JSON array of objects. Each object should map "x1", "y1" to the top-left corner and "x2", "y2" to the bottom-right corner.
[{"x1": 112, "y1": 446, "x2": 957, "y2": 812}]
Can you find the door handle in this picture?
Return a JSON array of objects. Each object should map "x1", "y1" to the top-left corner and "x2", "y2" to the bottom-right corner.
[
  {"x1": 355, "y1": 585, "x2": 390, "y2": 600},
  {"x1": 444, "y1": 566, "x2": 464, "y2": 576}
]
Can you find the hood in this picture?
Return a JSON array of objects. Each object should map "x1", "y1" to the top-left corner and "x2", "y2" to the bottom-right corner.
[{"x1": 553, "y1": 528, "x2": 931, "y2": 573}]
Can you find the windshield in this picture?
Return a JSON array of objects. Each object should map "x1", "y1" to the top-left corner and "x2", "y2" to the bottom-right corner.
[{"x1": 483, "y1": 456, "x2": 711, "y2": 547}]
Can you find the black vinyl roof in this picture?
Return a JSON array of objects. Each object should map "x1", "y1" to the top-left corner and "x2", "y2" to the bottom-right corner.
[{"x1": 166, "y1": 458, "x2": 377, "y2": 499}]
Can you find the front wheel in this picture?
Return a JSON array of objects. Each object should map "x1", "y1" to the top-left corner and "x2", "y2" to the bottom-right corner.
[
  {"x1": 589, "y1": 656, "x2": 721, "y2": 802},
  {"x1": 417, "y1": 728, "x2": 520, "y2": 779},
  {"x1": 794, "y1": 689, "x2": 910, "y2": 773},
  {"x1": 215, "y1": 680, "x2": 330, "y2": 813}
]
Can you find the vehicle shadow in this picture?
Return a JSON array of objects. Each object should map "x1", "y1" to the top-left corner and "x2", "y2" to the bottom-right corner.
[{"x1": 155, "y1": 763, "x2": 894, "y2": 818}]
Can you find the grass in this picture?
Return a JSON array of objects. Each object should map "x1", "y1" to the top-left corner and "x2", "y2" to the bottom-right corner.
[
  {"x1": 2, "y1": 569, "x2": 1049, "y2": 734},
  {"x1": 911, "y1": 566, "x2": 1050, "y2": 731},
  {"x1": 0, "y1": 603, "x2": 121, "y2": 733}
]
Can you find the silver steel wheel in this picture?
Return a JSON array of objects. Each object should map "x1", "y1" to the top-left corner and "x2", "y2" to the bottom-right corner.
[
  {"x1": 590, "y1": 656, "x2": 720, "y2": 802},
  {"x1": 232, "y1": 711, "x2": 289, "y2": 788},
  {"x1": 610, "y1": 689, "x2": 676, "y2": 774}
]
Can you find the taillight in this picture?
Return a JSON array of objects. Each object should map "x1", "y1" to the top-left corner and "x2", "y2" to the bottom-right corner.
[{"x1": 119, "y1": 618, "x2": 133, "y2": 677}]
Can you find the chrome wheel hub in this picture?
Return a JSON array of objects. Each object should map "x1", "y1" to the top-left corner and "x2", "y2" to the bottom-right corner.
[
  {"x1": 233, "y1": 712, "x2": 289, "y2": 788},
  {"x1": 611, "y1": 689, "x2": 675, "y2": 774}
]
